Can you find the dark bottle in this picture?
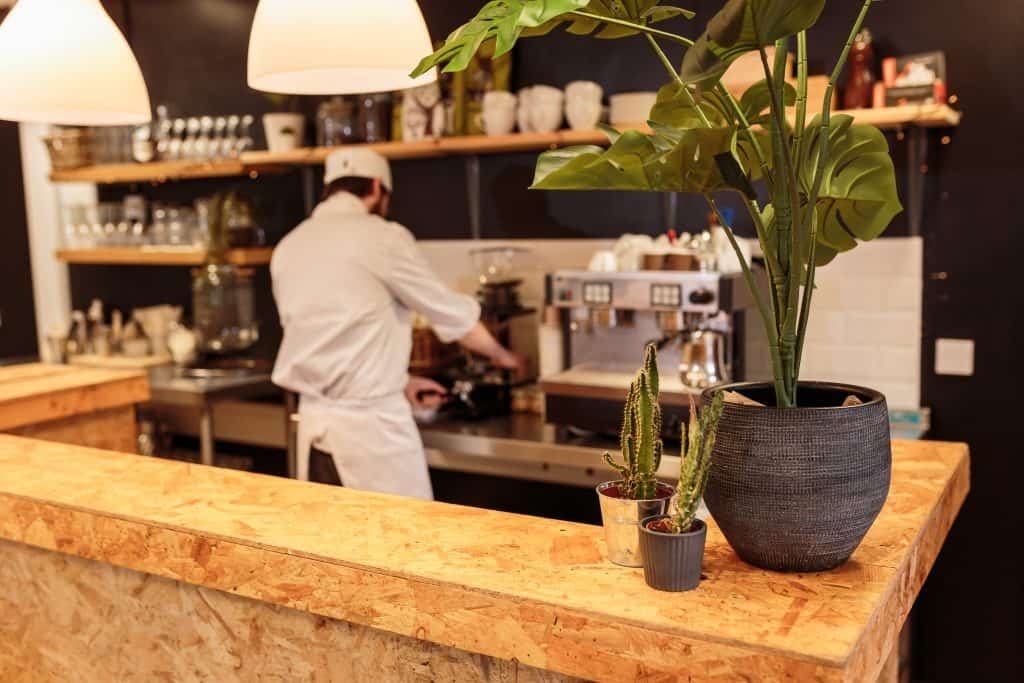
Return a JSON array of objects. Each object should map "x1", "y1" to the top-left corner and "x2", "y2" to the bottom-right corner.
[{"x1": 843, "y1": 28, "x2": 876, "y2": 110}]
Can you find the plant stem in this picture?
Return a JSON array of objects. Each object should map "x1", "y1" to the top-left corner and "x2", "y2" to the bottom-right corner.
[
  {"x1": 793, "y1": 0, "x2": 876, "y2": 396},
  {"x1": 569, "y1": 10, "x2": 694, "y2": 46},
  {"x1": 644, "y1": 34, "x2": 685, "y2": 87},
  {"x1": 704, "y1": 193, "x2": 789, "y2": 406},
  {"x1": 715, "y1": 84, "x2": 772, "y2": 186},
  {"x1": 792, "y1": 31, "x2": 809, "y2": 167},
  {"x1": 804, "y1": 0, "x2": 876, "y2": 226}
]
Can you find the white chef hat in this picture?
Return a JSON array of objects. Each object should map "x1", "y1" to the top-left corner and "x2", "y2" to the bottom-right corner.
[{"x1": 324, "y1": 148, "x2": 393, "y2": 193}]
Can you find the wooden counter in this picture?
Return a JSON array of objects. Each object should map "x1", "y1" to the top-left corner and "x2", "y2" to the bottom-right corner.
[
  {"x1": 0, "y1": 363, "x2": 149, "y2": 452},
  {"x1": 0, "y1": 436, "x2": 968, "y2": 681}
]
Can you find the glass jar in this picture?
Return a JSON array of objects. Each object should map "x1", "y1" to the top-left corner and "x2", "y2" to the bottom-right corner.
[
  {"x1": 358, "y1": 93, "x2": 393, "y2": 143},
  {"x1": 317, "y1": 96, "x2": 359, "y2": 146},
  {"x1": 192, "y1": 264, "x2": 259, "y2": 354}
]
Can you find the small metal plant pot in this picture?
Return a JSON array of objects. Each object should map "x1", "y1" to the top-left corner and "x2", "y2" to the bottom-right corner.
[
  {"x1": 596, "y1": 481, "x2": 674, "y2": 567},
  {"x1": 639, "y1": 516, "x2": 707, "y2": 592}
]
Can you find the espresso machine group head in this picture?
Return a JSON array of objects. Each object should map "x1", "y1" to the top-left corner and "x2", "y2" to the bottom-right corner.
[{"x1": 540, "y1": 270, "x2": 756, "y2": 437}]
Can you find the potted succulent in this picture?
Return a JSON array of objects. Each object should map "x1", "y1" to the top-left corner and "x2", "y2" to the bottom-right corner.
[
  {"x1": 597, "y1": 343, "x2": 674, "y2": 567},
  {"x1": 640, "y1": 392, "x2": 724, "y2": 592},
  {"x1": 262, "y1": 93, "x2": 305, "y2": 152},
  {"x1": 414, "y1": 0, "x2": 901, "y2": 572}
]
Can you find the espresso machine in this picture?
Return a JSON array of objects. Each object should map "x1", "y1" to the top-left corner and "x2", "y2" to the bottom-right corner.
[{"x1": 540, "y1": 269, "x2": 756, "y2": 437}]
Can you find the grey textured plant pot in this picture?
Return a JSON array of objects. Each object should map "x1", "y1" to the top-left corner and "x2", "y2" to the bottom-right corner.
[
  {"x1": 596, "y1": 481, "x2": 674, "y2": 567},
  {"x1": 639, "y1": 516, "x2": 707, "y2": 592},
  {"x1": 702, "y1": 382, "x2": 892, "y2": 573}
]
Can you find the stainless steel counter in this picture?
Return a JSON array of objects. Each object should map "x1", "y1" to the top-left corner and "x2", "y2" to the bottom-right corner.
[
  {"x1": 147, "y1": 366, "x2": 279, "y2": 466},
  {"x1": 420, "y1": 414, "x2": 682, "y2": 489}
]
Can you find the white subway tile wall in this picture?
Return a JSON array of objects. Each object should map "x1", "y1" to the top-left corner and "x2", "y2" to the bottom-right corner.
[{"x1": 797, "y1": 238, "x2": 923, "y2": 408}]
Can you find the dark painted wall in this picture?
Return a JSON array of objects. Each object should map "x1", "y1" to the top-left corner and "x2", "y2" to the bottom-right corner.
[
  {"x1": 66, "y1": 2, "x2": 1021, "y2": 679},
  {"x1": 0, "y1": 0, "x2": 38, "y2": 361}
]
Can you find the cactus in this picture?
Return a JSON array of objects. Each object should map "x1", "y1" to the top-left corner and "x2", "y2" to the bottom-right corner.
[
  {"x1": 603, "y1": 343, "x2": 664, "y2": 500},
  {"x1": 670, "y1": 391, "x2": 726, "y2": 533}
]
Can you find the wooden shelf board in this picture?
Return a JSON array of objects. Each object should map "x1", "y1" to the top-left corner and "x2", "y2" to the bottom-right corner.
[
  {"x1": 48, "y1": 105, "x2": 961, "y2": 185},
  {"x1": 55, "y1": 247, "x2": 272, "y2": 267},
  {"x1": 49, "y1": 158, "x2": 249, "y2": 184}
]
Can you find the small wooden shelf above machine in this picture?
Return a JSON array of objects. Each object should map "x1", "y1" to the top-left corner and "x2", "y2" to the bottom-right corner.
[
  {"x1": 54, "y1": 247, "x2": 273, "y2": 266},
  {"x1": 47, "y1": 104, "x2": 961, "y2": 185}
]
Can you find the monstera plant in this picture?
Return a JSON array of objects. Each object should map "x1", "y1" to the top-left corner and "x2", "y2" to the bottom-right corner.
[
  {"x1": 416, "y1": 0, "x2": 903, "y2": 574},
  {"x1": 413, "y1": 0, "x2": 900, "y2": 409}
]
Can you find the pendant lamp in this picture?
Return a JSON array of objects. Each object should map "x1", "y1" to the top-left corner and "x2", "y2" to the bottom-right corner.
[
  {"x1": 247, "y1": 0, "x2": 437, "y2": 95},
  {"x1": 0, "y1": 0, "x2": 151, "y2": 125}
]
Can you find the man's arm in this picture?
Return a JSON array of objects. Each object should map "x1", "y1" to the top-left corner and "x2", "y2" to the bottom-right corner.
[{"x1": 457, "y1": 321, "x2": 523, "y2": 370}]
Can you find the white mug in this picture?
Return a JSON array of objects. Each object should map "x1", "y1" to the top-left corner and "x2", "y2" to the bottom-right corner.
[
  {"x1": 566, "y1": 100, "x2": 602, "y2": 130},
  {"x1": 529, "y1": 102, "x2": 564, "y2": 133},
  {"x1": 482, "y1": 107, "x2": 516, "y2": 136},
  {"x1": 483, "y1": 90, "x2": 517, "y2": 110},
  {"x1": 566, "y1": 80, "x2": 603, "y2": 103},
  {"x1": 530, "y1": 84, "x2": 565, "y2": 107}
]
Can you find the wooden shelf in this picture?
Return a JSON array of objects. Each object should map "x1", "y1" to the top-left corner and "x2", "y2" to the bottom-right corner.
[
  {"x1": 49, "y1": 158, "x2": 250, "y2": 184},
  {"x1": 47, "y1": 105, "x2": 961, "y2": 185},
  {"x1": 55, "y1": 247, "x2": 272, "y2": 266}
]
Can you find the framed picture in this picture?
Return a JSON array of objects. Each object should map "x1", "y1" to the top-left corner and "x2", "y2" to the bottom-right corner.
[{"x1": 884, "y1": 51, "x2": 947, "y2": 106}]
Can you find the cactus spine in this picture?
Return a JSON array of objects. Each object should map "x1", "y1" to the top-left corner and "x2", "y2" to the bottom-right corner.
[
  {"x1": 671, "y1": 391, "x2": 726, "y2": 533},
  {"x1": 603, "y1": 343, "x2": 664, "y2": 500}
]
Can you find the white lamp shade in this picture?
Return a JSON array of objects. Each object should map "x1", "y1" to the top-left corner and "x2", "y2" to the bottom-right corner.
[
  {"x1": 0, "y1": 0, "x2": 151, "y2": 125},
  {"x1": 247, "y1": 0, "x2": 437, "y2": 95}
]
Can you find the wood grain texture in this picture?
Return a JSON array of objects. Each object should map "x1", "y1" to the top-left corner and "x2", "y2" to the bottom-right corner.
[
  {"x1": 55, "y1": 247, "x2": 273, "y2": 267},
  {"x1": 0, "y1": 363, "x2": 149, "y2": 432},
  {"x1": 0, "y1": 436, "x2": 969, "y2": 682},
  {"x1": 0, "y1": 541, "x2": 574, "y2": 683},
  {"x1": 10, "y1": 405, "x2": 138, "y2": 453}
]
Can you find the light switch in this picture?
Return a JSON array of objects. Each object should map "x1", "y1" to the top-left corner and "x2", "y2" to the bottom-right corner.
[{"x1": 934, "y1": 338, "x2": 974, "y2": 377}]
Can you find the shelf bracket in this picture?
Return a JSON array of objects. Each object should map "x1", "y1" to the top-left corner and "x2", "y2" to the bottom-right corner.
[
  {"x1": 663, "y1": 192, "x2": 679, "y2": 233},
  {"x1": 300, "y1": 166, "x2": 317, "y2": 216},
  {"x1": 465, "y1": 155, "x2": 482, "y2": 240},
  {"x1": 904, "y1": 126, "x2": 929, "y2": 237}
]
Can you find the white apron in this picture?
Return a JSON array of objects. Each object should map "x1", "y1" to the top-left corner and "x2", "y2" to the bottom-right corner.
[{"x1": 296, "y1": 393, "x2": 434, "y2": 500}]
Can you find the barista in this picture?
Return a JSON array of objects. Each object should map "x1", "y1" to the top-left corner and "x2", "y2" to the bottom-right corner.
[{"x1": 271, "y1": 149, "x2": 520, "y2": 500}]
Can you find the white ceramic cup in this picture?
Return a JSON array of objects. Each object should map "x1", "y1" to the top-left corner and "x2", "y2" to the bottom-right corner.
[
  {"x1": 482, "y1": 107, "x2": 516, "y2": 135},
  {"x1": 566, "y1": 99, "x2": 602, "y2": 130},
  {"x1": 609, "y1": 91, "x2": 658, "y2": 126},
  {"x1": 529, "y1": 102, "x2": 564, "y2": 133},
  {"x1": 566, "y1": 80, "x2": 603, "y2": 103},
  {"x1": 530, "y1": 84, "x2": 565, "y2": 106},
  {"x1": 483, "y1": 90, "x2": 517, "y2": 110}
]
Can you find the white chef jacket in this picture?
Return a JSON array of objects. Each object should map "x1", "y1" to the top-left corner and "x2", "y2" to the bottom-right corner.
[{"x1": 271, "y1": 192, "x2": 480, "y2": 498}]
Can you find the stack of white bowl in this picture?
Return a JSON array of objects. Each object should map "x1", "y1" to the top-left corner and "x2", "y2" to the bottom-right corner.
[
  {"x1": 517, "y1": 85, "x2": 565, "y2": 133},
  {"x1": 481, "y1": 91, "x2": 518, "y2": 136},
  {"x1": 565, "y1": 80, "x2": 604, "y2": 131}
]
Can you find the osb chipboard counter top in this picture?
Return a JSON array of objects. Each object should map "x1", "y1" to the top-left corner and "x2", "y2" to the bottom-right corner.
[
  {"x1": 0, "y1": 363, "x2": 149, "y2": 431},
  {"x1": 0, "y1": 436, "x2": 968, "y2": 681}
]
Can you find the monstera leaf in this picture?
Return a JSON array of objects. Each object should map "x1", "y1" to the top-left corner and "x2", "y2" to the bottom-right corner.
[
  {"x1": 531, "y1": 125, "x2": 738, "y2": 192},
  {"x1": 680, "y1": 0, "x2": 825, "y2": 85},
  {"x1": 798, "y1": 114, "x2": 903, "y2": 255},
  {"x1": 412, "y1": 0, "x2": 693, "y2": 76},
  {"x1": 739, "y1": 78, "x2": 797, "y2": 125}
]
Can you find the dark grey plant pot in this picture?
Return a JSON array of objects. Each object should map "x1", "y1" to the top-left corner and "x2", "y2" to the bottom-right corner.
[
  {"x1": 639, "y1": 516, "x2": 707, "y2": 592},
  {"x1": 702, "y1": 381, "x2": 892, "y2": 573}
]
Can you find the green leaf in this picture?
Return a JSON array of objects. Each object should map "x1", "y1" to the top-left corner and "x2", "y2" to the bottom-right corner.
[
  {"x1": 739, "y1": 78, "x2": 797, "y2": 123},
  {"x1": 531, "y1": 125, "x2": 739, "y2": 193},
  {"x1": 412, "y1": 0, "x2": 694, "y2": 76},
  {"x1": 797, "y1": 115, "x2": 903, "y2": 258},
  {"x1": 648, "y1": 82, "x2": 727, "y2": 129},
  {"x1": 680, "y1": 0, "x2": 826, "y2": 85}
]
